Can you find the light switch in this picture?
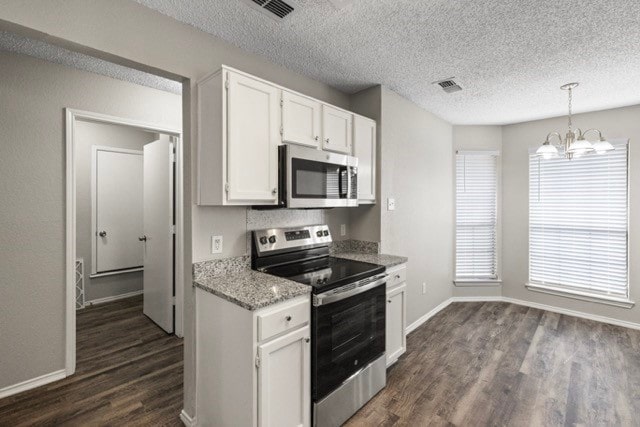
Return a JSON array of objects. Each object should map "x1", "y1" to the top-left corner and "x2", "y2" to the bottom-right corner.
[{"x1": 387, "y1": 198, "x2": 396, "y2": 211}]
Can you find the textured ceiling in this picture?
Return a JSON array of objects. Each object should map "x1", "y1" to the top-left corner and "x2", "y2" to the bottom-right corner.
[
  {"x1": 0, "y1": 31, "x2": 182, "y2": 95},
  {"x1": 134, "y1": 0, "x2": 640, "y2": 124}
]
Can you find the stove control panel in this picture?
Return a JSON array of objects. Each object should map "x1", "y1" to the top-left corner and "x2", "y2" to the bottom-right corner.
[{"x1": 253, "y1": 225, "x2": 332, "y2": 256}]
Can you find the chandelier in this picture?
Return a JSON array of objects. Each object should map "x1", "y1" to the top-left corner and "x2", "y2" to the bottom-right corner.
[{"x1": 536, "y1": 83, "x2": 614, "y2": 159}]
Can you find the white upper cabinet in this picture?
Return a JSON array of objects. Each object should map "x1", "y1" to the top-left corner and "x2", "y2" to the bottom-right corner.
[
  {"x1": 197, "y1": 66, "x2": 375, "y2": 206},
  {"x1": 197, "y1": 68, "x2": 280, "y2": 206},
  {"x1": 282, "y1": 91, "x2": 321, "y2": 149},
  {"x1": 227, "y1": 72, "x2": 280, "y2": 204},
  {"x1": 322, "y1": 105, "x2": 353, "y2": 154},
  {"x1": 353, "y1": 115, "x2": 376, "y2": 203}
]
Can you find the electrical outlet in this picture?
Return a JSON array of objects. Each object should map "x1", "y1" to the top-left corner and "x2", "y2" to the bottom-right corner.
[
  {"x1": 211, "y1": 235, "x2": 223, "y2": 254},
  {"x1": 422, "y1": 282, "x2": 427, "y2": 294},
  {"x1": 340, "y1": 224, "x2": 346, "y2": 236},
  {"x1": 387, "y1": 198, "x2": 396, "y2": 211}
]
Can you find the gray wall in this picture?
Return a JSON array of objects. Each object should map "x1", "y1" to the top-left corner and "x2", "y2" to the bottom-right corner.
[
  {"x1": 0, "y1": 50, "x2": 181, "y2": 390},
  {"x1": 75, "y1": 121, "x2": 159, "y2": 302},
  {"x1": 378, "y1": 88, "x2": 454, "y2": 326},
  {"x1": 451, "y1": 125, "x2": 503, "y2": 298},
  {"x1": 502, "y1": 105, "x2": 640, "y2": 324},
  {"x1": 0, "y1": 0, "x2": 350, "y2": 415}
]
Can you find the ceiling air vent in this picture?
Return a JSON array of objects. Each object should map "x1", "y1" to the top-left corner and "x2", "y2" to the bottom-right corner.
[
  {"x1": 433, "y1": 78, "x2": 463, "y2": 93},
  {"x1": 240, "y1": 0, "x2": 296, "y2": 21}
]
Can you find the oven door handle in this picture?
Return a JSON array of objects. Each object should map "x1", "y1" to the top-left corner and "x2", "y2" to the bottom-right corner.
[{"x1": 313, "y1": 274, "x2": 388, "y2": 306}]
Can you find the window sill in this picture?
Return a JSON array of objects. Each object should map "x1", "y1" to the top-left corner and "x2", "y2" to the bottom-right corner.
[
  {"x1": 526, "y1": 282, "x2": 635, "y2": 309},
  {"x1": 454, "y1": 279, "x2": 502, "y2": 287}
]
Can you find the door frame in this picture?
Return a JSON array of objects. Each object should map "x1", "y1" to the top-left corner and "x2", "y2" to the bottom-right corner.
[
  {"x1": 90, "y1": 145, "x2": 144, "y2": 276},
  {"x1": 65, "y1": 108, "x2": 184, "y2": 376}
]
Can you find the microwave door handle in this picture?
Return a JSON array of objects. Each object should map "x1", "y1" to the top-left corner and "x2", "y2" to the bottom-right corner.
[{"x1": 346, "y1": 166, "x2": 352, "y2": 199}]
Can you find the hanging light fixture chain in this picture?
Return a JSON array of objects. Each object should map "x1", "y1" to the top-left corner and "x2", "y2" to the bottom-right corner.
[{"x1": 567, "y1": 86, "x2": 572, "y2": 131}]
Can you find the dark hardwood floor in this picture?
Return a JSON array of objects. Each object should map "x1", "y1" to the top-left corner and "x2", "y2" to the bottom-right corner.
[
  {"x1": 346, "y1": 301, "x2": 640, "y2": 427},
  {"x1": 0, "y1": 295, "x2": 183, "y2": 426},
  {"x1": 3, "y1": 299, "x2": 639, "y2": 426}
]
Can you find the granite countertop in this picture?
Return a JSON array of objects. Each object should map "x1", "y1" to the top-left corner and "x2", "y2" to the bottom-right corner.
[
  {"x1": 194, "y1": 269, "x2": 310, "y2": 311},
  {"x1": 333, "y1": 252, "x2": 408, "y2": 268}
]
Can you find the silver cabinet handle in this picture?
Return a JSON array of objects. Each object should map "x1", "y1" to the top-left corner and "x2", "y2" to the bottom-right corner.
[
  {"x1": 314, "y1": 136, "x2": 319, "y2": 141},
  {"x1": 395, "y1": 275, "x2": 401, "y2": 279},
  {"x1": 138, "y1": 235, "x2": 147, "y2": 241},
  {"x1": 272, "y1": 188, "x2": 278, "y2": 195},
  {"x1": 305, "y1": 338, "x2": 310, "y2": 343},
  {"x1": 99, "y1": 231, "x2": 107, "y2": 237},
  {"x1": 285, "y1": 315, "x2": 292, "y2": 321},
  {"x1": 325, "y1": 138, "x2": 330, "y2": 144},
  {"x1": 388, "y1": 300, "x2": 392, "y2": 303}
]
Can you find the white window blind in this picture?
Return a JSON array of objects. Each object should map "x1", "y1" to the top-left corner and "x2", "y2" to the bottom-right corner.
[
  {"x1": 456, "y1": 152, "x2": 498, "y2": 280},
  {"x1": 529, "y1": 143, "x2": 629, "y2": 298}
]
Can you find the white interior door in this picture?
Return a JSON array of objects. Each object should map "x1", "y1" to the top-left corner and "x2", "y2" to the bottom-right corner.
[
  {"x1": 143, "y1": 136, "x2": 174, "y2": 333},
  {"x1": 95, "y1": 148, "x2": 143, "y2": 273}
]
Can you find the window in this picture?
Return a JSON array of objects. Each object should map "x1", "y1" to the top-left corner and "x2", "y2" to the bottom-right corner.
[
  {"x1": 455, "y1": 151, "x2": 499, "y2": 281},
  {"x1": 528, "y1": 142, "x2": 629, "y2": 301}
]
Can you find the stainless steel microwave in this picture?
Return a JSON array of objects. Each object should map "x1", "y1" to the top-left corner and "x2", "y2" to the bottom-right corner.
[{"x1": 278, "y1": 144, "x2": 358, "y2": 208}]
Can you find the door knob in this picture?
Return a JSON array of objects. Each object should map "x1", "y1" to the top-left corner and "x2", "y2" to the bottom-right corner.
[
  {"x1": 98, "y1": 231, "x2": 107, "y2": 237},
  {"x1": 138, "y1": 235, "x2": 147, "y2": 242}
]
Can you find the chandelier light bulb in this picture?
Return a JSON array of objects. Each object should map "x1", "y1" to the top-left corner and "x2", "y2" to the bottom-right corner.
[{"x1": 592, "y1": 138, "x2": 615, "y2": 154}]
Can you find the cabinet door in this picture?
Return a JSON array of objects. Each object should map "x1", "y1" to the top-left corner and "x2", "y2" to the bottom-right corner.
[
  {"x1": 353, "y1": 116, "x2": 376, "y2": 202},
  {"x1": 386, "y1": 283, "x2": 407, "y2": 367},
  {"x1": 282, "y1": 91, "x2": 321, "y2": 148},
  {"x1": 226, "y1": 71, "x2": 280, "y2": 204},
  {"x1": 322, "y1": 105, "x2": 352, "y2": 154},
  {"x1": 258, "y1": 326, "x2": 310, "y2": 427}
]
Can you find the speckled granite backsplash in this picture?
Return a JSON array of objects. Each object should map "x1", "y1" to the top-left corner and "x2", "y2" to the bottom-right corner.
[
  {"x1": 330, "y1": 239, "x2": 380, "y2": 255},
  {"x1": 193, "y1": 255, "x2": 250, "y2": 281}
]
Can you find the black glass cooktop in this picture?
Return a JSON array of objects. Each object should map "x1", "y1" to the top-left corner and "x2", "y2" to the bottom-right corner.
[{"x1": 262, "y1": 256, "x2": 385, "y2": 293}]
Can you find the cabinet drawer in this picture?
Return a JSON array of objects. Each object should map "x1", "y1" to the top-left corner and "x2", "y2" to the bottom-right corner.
[
  {"x1": 387, "y1": 265, "x2": 407, "y2": 289},
  {"x1": 258, "y1": 298, "x2": 310, "y2": 342}
]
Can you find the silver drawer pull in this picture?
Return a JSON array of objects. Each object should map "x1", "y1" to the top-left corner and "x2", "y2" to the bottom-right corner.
[
  {"x1": 305, "y1": 337, "x2": 310, "y2": 343},
  {"x1": 285, "y1": 315, "x2": 292, "y2": 321},
  {"x1": 395, "y1": 275, "x2": 401, "y2": 279},
  {"x1": 387, "y1": 300, "x2": 392, "y2": 304}
]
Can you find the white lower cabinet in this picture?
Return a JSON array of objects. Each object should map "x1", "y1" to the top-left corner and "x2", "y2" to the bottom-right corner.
[
  {"x1": 257, "y1": 326, "x2": 310, "y2": 427},
  {"x1": 195, "y1": 289, "x2": 311, "y2": 427},
  {"x1": 386, "y1": 265, "x2": 407, "y2": 367}
]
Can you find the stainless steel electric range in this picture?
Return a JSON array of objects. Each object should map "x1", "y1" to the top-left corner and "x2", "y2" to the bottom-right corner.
[{"x1": 252, "y1": 225, "x2": 388, "y2": 427}]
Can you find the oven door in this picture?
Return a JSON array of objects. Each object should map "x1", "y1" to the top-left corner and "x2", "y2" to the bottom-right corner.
[
  {"x1": 283, "y1": 144, "x2": 358, "y2": 208},
  {"x1": 311, "y1": 278, "x2": 386, "y2": 401}
]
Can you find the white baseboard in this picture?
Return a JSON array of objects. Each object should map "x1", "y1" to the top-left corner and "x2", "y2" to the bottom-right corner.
[
  {"x1": 180, "y1": 409, "x2": 196, "y2": 427},
  {"x1": 405, "y1": 295, "x2": 640, "y2": 335},
  {"x1": 84, "y1": 290, "x2": 143, "y2": 306},
  {"x1": 0, "y1": 369, "x2": 66, "y2": 400},
  {"x1": 406, "y1": 298, "x2": 453, "y2": 334},
  {"x1": 451, "y1": 296, "x2": 503, "y2": 302},
  {"x1": 501, "y1": 296, "x2": 640, "y2": 331}
]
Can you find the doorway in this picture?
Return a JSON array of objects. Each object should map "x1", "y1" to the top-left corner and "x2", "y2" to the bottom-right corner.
[{"x1": 66, "y1": 109, "x2": 184, "y2": 375}]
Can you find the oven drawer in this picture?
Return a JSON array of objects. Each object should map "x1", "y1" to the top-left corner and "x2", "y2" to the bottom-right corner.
[
  {"x1": 386, "y1": 265, "x2": 407, "y2": 289},
  {"x1": 258, "y1": 298, "x2": 310, "y2": 342}
]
